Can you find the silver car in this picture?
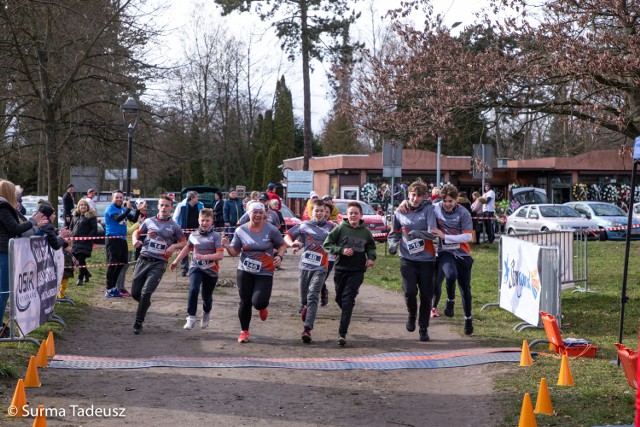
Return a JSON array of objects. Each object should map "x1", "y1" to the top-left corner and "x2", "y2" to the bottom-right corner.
[
  {"x1": 505, "y1": 204, "x2": 598, "y2": 236},
  {"x1": 564, "y1": 201, "x2": 640, "y2": 241}
]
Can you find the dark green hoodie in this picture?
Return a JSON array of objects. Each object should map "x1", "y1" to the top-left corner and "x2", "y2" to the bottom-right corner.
[{"x1": 323, "y1": 218, "x2": 377, "y2": 273}]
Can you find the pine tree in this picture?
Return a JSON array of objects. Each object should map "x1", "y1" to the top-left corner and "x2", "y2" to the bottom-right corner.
[{"x1": 273, "y1": 77, "x2": 296, "y2": 159}]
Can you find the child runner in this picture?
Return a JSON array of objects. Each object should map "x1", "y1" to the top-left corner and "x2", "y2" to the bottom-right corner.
[
  {"x1": 387, "y1": 180, "x2": 438, "y2": 341},
  {"x1": 170, "y1": 208, "x2": 224, "y2": 330},
  {"x1": 323, "y1": 201, "x2": 376, "y2": 346},
  {"x1": 320, "y1": 204, "x2": 337, "y2": 306},
  {"x1": 130, "y1": 195, "x2": 186, "y2": 334},
  {"x1": 431, "y1": 184, "x2": 475, "y2": 335},
  {"x1": 284, "y1": 199, "x2": 335, "y2": 343}
]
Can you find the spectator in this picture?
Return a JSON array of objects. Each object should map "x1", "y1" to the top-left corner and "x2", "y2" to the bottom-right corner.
[
  {"x1": 70, "y1": 199, "x2": 98, "y2": 286},
  {"x1": 223, "y1": 188, "x2": 244, "y2": 237},
  {"x1": 470, "y1": 191, "x2": 483, "y2": 245},
  {"x1": 430, "y1": 187, "x2": 442, "y2": 203},
  {"x1": 212, "y1": 191, "x2": 225, "y2": 230},
  {"x1": 63, "y1": 184, "x2": 75, "y2": 227},
  {"x1": 322, "y1": 195, "x2": 339, "y2": 221},
  {"x1": 481, "y1": 183, "x2": 496, "y2": 244},
  {"x1": 84, "y1": 188, "x2": 97, "y2": 210},
  {"x1": 266, "y1": 183, "x2": 282, "y2": 211},
  {"x1": 173, "y1": 191, "x2": 204, "y2": 276},
  {"x1": 305, "y1": 191, "x2": 319, "y2": 219},
  {"x1": 458, "y1": 191, "x2": 472, "y2": 214}
]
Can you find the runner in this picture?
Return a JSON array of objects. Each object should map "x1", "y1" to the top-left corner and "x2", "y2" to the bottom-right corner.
[
  {"x1": 130, "y1": 195, "x2": 186, "y2": 334},
  {"x1": 283, "y1": 199, "x2": 335, "y2": 343},
  {"x1": 170, "y1": 208, "x2": 224, "y2": 330},
  {"x1": 323, "y1": 201, "x2": 376, "y2": 346},
  {"x1": 387, "y1": 180, "x2": 437, "y2": 342},
  {"x1": 222, "y1": 201, "x2": 286, "y2": 343},
  {"x1": 431, "y1": 184, "x2": 475, "y2": 335}
]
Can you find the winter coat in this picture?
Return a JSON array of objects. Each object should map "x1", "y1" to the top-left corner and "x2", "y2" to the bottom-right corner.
[
  {"x1": 0, "y1": 199, "x2": 36, "y2": 253},
  {"x1": 70, "y1": 209, "x2": 98, "y2": 256}
]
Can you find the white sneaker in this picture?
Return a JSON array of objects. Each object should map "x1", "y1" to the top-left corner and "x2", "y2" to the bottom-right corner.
[
  {"x1": 183, "y1": 316, "x2": 197, "y2": 330},
  {"x1": 201, "y1": 312, "x2": 210, "y2": 329}
]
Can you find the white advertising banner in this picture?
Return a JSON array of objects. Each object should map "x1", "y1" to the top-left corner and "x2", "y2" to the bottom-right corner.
[
  {"x1": 499, "y1": 236, "x2": 542, "y2": 326},
  {"x1": 11, "y1": 237, "x2": 63, "y2": 336}
]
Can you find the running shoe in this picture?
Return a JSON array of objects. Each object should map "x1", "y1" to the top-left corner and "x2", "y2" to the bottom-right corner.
[
  {"x1": 105, "y1": 288, "x2": 123, "y2": 298},
  {"x1": 338, "y1": 335, "x2": 347, "y2": 346},
  {"x1": 201, "y1": 311, "x2": 210, "y2": 329},
  {"x1": 133, "y1": 321, "x2": 143, "y2": 335},
  {"x1": 419, "y1": 328, "x2": 430, "y2": 342},
  {"x1": 406, "y1": 315, "x2": 416, "y2": 332},
  {"x1": 183, "y1": 316, "x2": 196, "y2": 330},
  {"x1": 118, "y1": 289, "x2": 131, "y2": 297},
  {"x1": 301, "y1": 327, "x2": 312, "y2": 344},
  {"x1": 464, "y1": 318, "x2": 474, "y2": 336},
  {"x1": 430, "y1": 308, "x2": 440, "y2": 318},
  {"x1": 300, "y1": 306, "x2": 307, "y2": 322},
  {"x1": 444, "y1": 300, "x2": 455, "y2": 317},
  {"x1": 259, "y1": 309, "x2": 268, "y2": 321},
  {"x1": 238, "y1": 330, "x2": 250, "y2": 343}
]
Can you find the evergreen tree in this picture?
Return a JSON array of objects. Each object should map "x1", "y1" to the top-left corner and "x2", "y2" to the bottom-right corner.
[
  {"x1": 263, "y1": 142, "x2": 282, "y2": 189},
  {"x1": 272, "y1": 76, "x2": 296, "y2": 159}
]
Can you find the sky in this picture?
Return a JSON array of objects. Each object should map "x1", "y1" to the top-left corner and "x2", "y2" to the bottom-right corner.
[{"x1": 148, "y1": 0, "x2": 490, "y2": 134}]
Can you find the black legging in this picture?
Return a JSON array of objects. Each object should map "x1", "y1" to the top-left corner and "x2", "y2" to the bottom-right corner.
[
  {"x1": 438, "y1": 252, "x2": 474, "y2": 318},
  {"x1": 236, "y1": 270, "x2": 273, "y2": 331},
  {"x1": 400, "y1": 258, "x2": 435, "y2": 329},
  {"x1": 74, "y1": 253, "x2": 89, "y2": 281}
]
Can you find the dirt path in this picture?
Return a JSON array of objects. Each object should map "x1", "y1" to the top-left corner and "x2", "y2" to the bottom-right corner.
[{"x1": 7, "y1": 254, "x2": 512, "y2": 426}]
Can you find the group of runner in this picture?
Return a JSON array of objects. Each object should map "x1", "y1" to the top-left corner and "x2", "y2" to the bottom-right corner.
[{"x1": 103, "y1": 179, "x2": 472, "y2": 346}]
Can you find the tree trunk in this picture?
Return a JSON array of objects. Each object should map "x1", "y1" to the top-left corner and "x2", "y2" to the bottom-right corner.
[{"x1": 300, "y1": 0, "x2": 312, "y2": 171}]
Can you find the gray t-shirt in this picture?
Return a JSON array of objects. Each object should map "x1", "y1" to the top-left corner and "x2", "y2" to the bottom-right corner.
[
  {"x1": 139, "y1": 216, "x2": 186, "y2": 261},
  {"x1": 433, "y1": 203, "x2": 473, "y2": 257},
  {"x1": 187, "y1": 230, "x2": 223, "y2": 277},
  {"x1": 286, "y1": 220, "x2": 335, "y2": 271},
  {"x1": 392, "y1": 205, "x2": 437, "y2": 262},
  {"x1": 230, "y1": 222, "x2": 285, "y2": 276}
]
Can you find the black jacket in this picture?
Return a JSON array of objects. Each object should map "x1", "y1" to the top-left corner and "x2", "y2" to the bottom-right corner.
[
  {"x1": 0, "y1": 200, "x2": 36, "y2": 253},
  {"x1": 213, "y1": 197, "x2": 224, "y2": 227},
  {"x1": 70, "y1": 210, "x2": 98, "y2": 256}
]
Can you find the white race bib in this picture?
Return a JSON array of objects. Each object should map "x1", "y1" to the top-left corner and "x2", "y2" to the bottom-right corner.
[
  {"x1": 242, "y1": 257, "x2": 262, "y2": 273},
  {"x1": 442, "y1": 243, "x2": 460, "y2": 251},
  {"x1": 195, "y1": 258, "x2": 212, "y2": 268},
  {"x1": 148, "y1": 239, "x2": 167, "y2": 255},
  {"x1": 302, "y1": 250, "x2": 323, "y2": 267},
  {"x1": 406, "y1": 238, "x2": 425, "y2": 255}
]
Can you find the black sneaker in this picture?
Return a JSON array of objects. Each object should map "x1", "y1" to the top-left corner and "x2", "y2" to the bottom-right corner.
[
  {"x1": 320, "y1": 287, "x2": 329, "y2": 307},
  {"x1": 464, "y1": 319, "x2": 474, "y2": 336},
  {"x1": 406, "y1": 315, "x2": 416, "y2": 332},
  {"x1": 338, "y1": 335, "x2": 347, "y2": 346},
  {"x1": 444, "y1": 300, "x2": 455, "y2": 318},
  {"x1": 419, "y1": 328, "x2": 429, "y2": 342},
  {"x1": 133, "y1": 321, "x2": 143, "y2": 335},
  {"x1": 76, "y1": 279, "x2": 83, "y2": 286}
]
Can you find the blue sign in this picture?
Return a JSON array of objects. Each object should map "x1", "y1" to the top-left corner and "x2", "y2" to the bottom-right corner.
[
  {"x1": 287, "y1": 171, "x2": 314, "y2": 198},
  {"x1": 634, "y1": 136, "x2": 640, "y2": 161}
]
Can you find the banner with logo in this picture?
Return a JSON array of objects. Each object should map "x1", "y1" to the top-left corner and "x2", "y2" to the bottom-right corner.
[
  {"x1": 499, "y1": 236, "x2": 542, "y2": 326},
  {"x1": 11, "y1": 237, "x2": 63, "y2": 336}
]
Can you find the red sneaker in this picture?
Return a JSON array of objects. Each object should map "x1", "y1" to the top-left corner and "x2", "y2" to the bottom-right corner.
[
  {"x1": 301, "y1": 327, "x2": 312, "y2": 343},
  {"x1": 119, "y1": 289, "x2": 131, "y2": 297},
  {"x1": 430, "y1": 308, "x2": 440, "y2": 318},
  {"x1": 259, "y1": 309, "x2": 268, "y2": 321},
  {"x1": 237, "y1": 330, "x2": 250, "y2": 343}
]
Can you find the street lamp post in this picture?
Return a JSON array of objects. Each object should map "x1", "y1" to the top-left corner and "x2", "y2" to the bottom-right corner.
[{"x1": 121, "y1": 96, "x2": 140, "y2": 198}]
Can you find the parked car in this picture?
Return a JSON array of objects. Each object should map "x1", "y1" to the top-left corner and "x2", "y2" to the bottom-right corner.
[
  {"x1": 331, "y1": 199, "x2": 389, "y2": 242},
  {"x1": 505, "y1": 204, "x2": 599, "y2": 237},
  {"x1": 633, "y1": 203, "x2": 640, "y2": 222},
  {"x1": 279, "y1": 204, "x2": 301, "y2": 229},
  {"x1": 508, "y1": 187, "x2": 548, "y2": 214},
  {"x1": 564, "y1": 201, "x2": 640, "y2": 241},
  {"x1": 22, "y1": 195, "x2": 65, "y2": 228}
]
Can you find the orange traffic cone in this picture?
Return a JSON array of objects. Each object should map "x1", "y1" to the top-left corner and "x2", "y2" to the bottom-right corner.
[
  {"x1": 520, "y1": 340, "x2": 533, "y2": 366},
  {"x1": 9, "y1": 379, "x2": 27, "y2": 417},
  {"x1": 24, "y1": 355, "x2": 41, "y2": 388},
  {"x1": 534, "y1": 378, "x2": 554, "y2": 415},
  {"x1": 557, "y1": 354, "x2": 574, "y2": 386},
  {"x1": 32, "y1": 405, "x2": 47, "y2": 427},
  {"x1": 35, "y1": 340, "x2": 48, "y2": 368},
  {"x1": 46, "y1": 331, "x2": 55, "y2": 359},
  {"x1": 518, "y1": 392, "x2": 537, "y2": 427}
]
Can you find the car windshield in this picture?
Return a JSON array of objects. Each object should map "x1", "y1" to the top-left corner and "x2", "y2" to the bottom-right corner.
[
  {"x1": 22, "y1": 201, "x2": 39, "y2": 216},
  {"x1": 280, "y1": 205, "x2": 295, "y2": 218},
  {"x1": 540, "y1": 206, "x2": 580, "y2": 218},
  {"x1": 334, "y1": 201, "x2": 376, "y2": 215},
  {"x1": 591, "y1": 203, "x2": 625, "y2": 216}
]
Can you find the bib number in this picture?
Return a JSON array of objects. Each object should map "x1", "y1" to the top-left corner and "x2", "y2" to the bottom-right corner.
[
  {"x1": 148, "y1": 239, "x2": 167, "y2": 255},
  {"x1": 195, "y1": 259, "x2": 212, "y2": 267},
  {"x1": 302, "y1": 250, "x2": 323, "y2": 267},
  {"x1": 242, "y1": 257, "x2": 262, "y2": 273},
  {"x1": 406, "y1": 238, "x2": 425, "y2": 255}
]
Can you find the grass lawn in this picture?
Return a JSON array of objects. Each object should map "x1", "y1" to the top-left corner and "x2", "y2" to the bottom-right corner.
[{"x1": 367, "y1": 240, "x2": 639, "y2": 427}]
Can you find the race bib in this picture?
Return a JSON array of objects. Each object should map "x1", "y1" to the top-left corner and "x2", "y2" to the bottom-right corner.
[
  {"x1": 442, "y1": 243, "x2": 460, "y2": 251},
  {"x1": 406, "y1": 238, "x2": 425, "y2": 255},
  {"x1": 195, "y1": 259, "x2": 212, "y2": 268},
  {"x1": 242, "y1": 257, "x2": 262, "y2": 273},
  {"x1": 302, "y1": 250, "x2": 323, "y2": 267},
  {"x1": 148, "y1": 239, "x2": 167, "y2": 255}
]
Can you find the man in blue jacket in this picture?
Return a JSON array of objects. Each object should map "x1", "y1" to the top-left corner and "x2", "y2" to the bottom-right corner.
[
  {"x1": 172, "y1": 191, "x2": 203, "y2": 276},
  {"x1": 223, "y1": 188, "x2": 244, "y2": 238}
]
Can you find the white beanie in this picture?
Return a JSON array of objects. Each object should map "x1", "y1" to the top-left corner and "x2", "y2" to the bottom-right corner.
[
  {"x1": 246, "y1": 201, "x2": 265, "y2": 214},
  {"x1": 310, "y1": 191, "x2": 318, "y2": 198}
]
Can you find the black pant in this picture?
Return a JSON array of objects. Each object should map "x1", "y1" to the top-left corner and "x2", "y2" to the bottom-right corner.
[
  {"x1": 438, "y1": 252, "x2": 474, "y2": 318},
  {"x1": 483, "y1": 212, "x2": 495, "y2": 243},
  {"x1": 237, "y1": 270, "x2": 273, "y2": 331},
  {"x1": 105, "y1": 238, "x2": 129, "y2": 290},
  {"x1": 400, "y1": 259, "x2": 435, "y2": 329},
  {"x1": 334, "y1": 271, "x2": 364, "y2": 336},
  {"x1": 74, "y1": 253, "x2": 89, "y2": 281}
]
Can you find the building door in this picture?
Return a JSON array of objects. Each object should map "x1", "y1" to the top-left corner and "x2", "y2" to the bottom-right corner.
[{"x1": 552, "y1": 187, "x2": 571, "y2": 204}]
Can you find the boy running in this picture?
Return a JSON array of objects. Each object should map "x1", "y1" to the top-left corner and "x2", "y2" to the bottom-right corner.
[
  {"x1": 131, "y1": 195, "x2": 186, "y2": 334},
  {"x1": 323, "y1": 201, "x2": 376, "y2": 346},
  {"x1": 284, "y1": 199, "x2": 335, "y2": 343},
  {"x1": 170, "y1": 208, "x2": 224, "y2": 330}
]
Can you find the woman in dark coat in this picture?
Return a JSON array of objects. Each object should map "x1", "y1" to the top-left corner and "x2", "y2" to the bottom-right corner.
[
  {"x1": 213, "y1": 191, "x2": 225, "y2": 230},
  {"x1": 70, "y1": 199, "x2": 98, "y2": 286},
  {"x1": 0, "y1": 180, "x2": 47, "y2": 335}
]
